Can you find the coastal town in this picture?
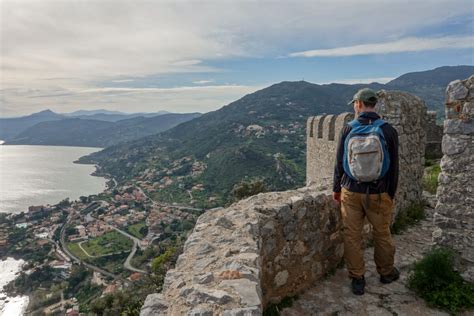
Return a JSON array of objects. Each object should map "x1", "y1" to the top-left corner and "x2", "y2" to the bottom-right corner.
[{"x1": 0, "y1": 176, "x2": 202, "y2": 315}]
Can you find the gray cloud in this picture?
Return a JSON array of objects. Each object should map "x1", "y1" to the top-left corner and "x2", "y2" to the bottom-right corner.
[
  {"x1": 289, "y1": 36, "x2": 474, "y2": 57},
  {"x1": 1, "y1": 0, "x2": 471, "y2": 116}
]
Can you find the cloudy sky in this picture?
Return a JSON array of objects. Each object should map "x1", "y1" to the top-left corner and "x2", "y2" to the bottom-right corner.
[{"x1": 1, "y1": 0, "x2": 473, "y2": 117}]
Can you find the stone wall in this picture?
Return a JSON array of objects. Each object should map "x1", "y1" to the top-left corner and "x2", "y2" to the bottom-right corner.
[
  {"x1": 424, "y1": 111, "x2": 443, "y2": 159},
  {"x1": 306, "y1": 90, "x2": 427, "y2": 215},
  {"x1": 306, "y1": 113, "x2": 353, "y2": 189},
  {"x1": 140, "y1": 187, "x2": 342, "y2": 315},
  {"x1": 434, "y1": 76, "x2": 474, "y2": 282}
]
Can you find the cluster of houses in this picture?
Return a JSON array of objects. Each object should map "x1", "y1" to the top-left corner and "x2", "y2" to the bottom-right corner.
[
  {"x1": 114, "y1": 188, "x2": 146, "y2": 203},
  {"x1": 146, "y1": 205, "x2": 194, "y2": 233},
  {"x1": 67, "y1": 221, "x2": 113, "y2": 242},
  {"x1": 233, "y1": 121, "x2": 303, "y2": 139}
]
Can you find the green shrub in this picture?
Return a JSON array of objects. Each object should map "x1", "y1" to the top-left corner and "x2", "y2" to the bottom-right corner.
[
  {"x1": 231, "y1": 178, "x2": 267, "y2": 200},
  {"x1": 423, "y1": 163, "x2": 441, "y2": 194},
  {"x1": 391, "y1": 202, "x2": 425, "y2": 234},
  {"x1": 408, "y1": 247, "x2": 474, "y2": 315}
]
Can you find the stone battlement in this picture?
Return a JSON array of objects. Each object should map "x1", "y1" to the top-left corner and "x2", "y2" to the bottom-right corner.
[{"x1": 306, "y1": 113, "x2": 353, "y2": 190}]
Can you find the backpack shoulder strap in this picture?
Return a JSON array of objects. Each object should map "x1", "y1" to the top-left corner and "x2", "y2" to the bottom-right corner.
[
  {"x1": 348, "y1": 119, "x2": 361, "y2": 128},
  {"x1": 372, "y1": 119, "x2": 386, "y2": 127}
]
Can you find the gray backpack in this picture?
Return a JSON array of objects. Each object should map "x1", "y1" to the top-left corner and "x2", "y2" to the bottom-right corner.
[{"x1": 343, "y1": 119, "x2": 390, "y2": 182}]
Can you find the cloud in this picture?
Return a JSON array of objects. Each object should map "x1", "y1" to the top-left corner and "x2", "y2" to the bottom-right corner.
[
  {"x1": 193, "y1": 80, "x2": 215, "y2": 85},
  {"x1": 2, "y1": 0, "x2": 470, "y2": 85},
  {"x1": 1, "y1": 0, "x2": 472, "y2": 115},
  {"x1": 289, "y1": 36, "x2": 474, "y2": 57},
  {"x1": 318, "y1": 77, "x2": 395, "y2": 84},
  {"x1": 111, "y1": 79, "x2": 135, "y2": 83}
]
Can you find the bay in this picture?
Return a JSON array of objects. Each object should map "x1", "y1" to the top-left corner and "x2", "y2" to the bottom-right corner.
[{"x1": 0, "y1": 145, "x2": 107, "y2": 213}]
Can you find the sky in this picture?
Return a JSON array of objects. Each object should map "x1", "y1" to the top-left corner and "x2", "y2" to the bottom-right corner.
[{"x1": 1, "y1": 0, "x2": 473, "y2": 117}]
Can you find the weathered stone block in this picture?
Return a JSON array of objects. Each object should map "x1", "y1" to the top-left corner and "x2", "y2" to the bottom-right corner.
[
  {"x1": 444, "y1": 119, "x2": 474, "y2": 135},
  {"x1": 220, "y1": 279, "x2": 261, "y2": 306},
  {"x1": 442, "y1": 134, "x2": 469, "y2": 155},
  {"x1": 140, "y1": 294, "x2": 168, "y2": 316},
  {"x1": 446, "y1": 79, "x2": 469, "y2": 103},
  {"x1": 187, "y1": 308, "x2": 213, "y2": 316}
]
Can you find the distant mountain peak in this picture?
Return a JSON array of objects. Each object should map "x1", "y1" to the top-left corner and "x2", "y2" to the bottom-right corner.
[
  {"x1": 37, "y1": 109, "x2": 55, "y2": 114},
  {"x1": 31, "y1": 109, "x2": 62, "y2": 117}
]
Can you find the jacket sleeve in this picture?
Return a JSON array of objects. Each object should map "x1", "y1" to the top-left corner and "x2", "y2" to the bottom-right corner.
[
  {"x1": 333, "y1": 125, "x2": 351, "y2": 193},
  {"x1": 385, "y1": 125, "x2": 399, "y2": 199}
]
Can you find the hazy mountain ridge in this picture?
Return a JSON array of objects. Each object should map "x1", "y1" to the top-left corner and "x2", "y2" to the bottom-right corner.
[
  {"x1": 0, "y1": 110, "x2": 64, "y2": 141},
  {"x1": 0, "y1": 109, "x2": 187, "y2": 142},
  {"x1": 6, "y1": 113, "x2": 201, "y2": 147},
  {"x1": 65, "y1": 109, "x2": 171, "y2": 122}
]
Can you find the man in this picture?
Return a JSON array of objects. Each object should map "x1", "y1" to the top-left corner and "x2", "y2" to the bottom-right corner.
[{"x1": 333, "y1": 88, "x2": 400, "y2": 295}]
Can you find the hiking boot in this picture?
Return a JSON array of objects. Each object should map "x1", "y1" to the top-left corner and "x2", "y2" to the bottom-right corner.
[
  {"x1": 351, "y1": 276, "x2": 365, "y2": 295},
  {"x1": 380, "y1": 267, "x2": 400, "y2": 284}
]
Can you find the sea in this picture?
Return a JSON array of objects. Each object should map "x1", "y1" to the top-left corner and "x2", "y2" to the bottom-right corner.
[
  {"x1": 0, "y1": 144, "x2": 107, "y2": 315},
  {"x1": 0, "y1": 259, "x2": 28, "y2": 316},
  {"x1": 0, "y1": 145, "x2": 107, "y2": 213}
]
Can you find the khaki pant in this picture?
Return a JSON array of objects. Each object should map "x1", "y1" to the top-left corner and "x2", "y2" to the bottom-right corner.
[{"x1": 340, "y1": 187, "x2": 395, "y2": 278}]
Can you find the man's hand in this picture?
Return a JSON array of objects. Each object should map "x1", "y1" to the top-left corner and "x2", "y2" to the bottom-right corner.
[{"x1": 332, "y1": 192, "x2": 341, "y2": 207}]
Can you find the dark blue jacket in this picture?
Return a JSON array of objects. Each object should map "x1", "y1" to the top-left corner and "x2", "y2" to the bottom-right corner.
[{"x1": 333, "y1": 111, "x2": 399, "y2": 199}]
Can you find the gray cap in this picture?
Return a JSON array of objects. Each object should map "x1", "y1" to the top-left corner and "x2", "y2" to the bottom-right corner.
[{"x1": 348, "y1": 88, "x2": 378, "y2": 105}]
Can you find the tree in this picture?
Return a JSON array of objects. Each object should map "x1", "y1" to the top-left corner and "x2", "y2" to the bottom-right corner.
[
  {"x1": 58, "y1": 198, "x2": 71, "y2": 207},
  {"x1": 231, "y1": 178, "x2": 267, "y2": 200},
  {"x1": 79, "y1": 196, "x2": 89, "y2": 204}
]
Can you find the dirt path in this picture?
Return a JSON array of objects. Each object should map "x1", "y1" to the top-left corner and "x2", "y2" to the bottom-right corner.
[{"x1": 281, "y1": 206, "x2": 452, "y2": 316}]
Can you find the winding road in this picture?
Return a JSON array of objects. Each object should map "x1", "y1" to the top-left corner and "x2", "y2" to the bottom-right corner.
[
  {"x1": 105, "y1": 223, "x2": 146, "y2": 273},
  {"x1": 58, "y1": 208, "x2": 131, "y2": 284}
]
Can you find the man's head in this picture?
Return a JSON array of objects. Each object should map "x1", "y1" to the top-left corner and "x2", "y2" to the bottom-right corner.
[{"x1": 348, "y1": 88, "x2": 378, "y2": 114}]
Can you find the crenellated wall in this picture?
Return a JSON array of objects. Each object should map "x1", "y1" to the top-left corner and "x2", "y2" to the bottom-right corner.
[
  {"x1": 306, "y1": 113, "x2": 353, "y2": 190},
  {"x1": 434, "y1": 76, "x2": 474, "y2": 282},
  {"x1": 306, "y1": 90, "x2": 427, "y2": 215}
]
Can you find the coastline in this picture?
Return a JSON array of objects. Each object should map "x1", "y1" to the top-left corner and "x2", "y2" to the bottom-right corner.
[
  {"x1": 0, "y1": 145, "x2": 114, "y2": 315},
  {"x1": 0, "y1": 258, "x2": 29, "y2": 316}
]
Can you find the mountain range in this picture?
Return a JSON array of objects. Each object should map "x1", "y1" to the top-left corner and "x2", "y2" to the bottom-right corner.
[
  {"x1": 1, "y1": 110, "x2": 201, "y2": 147},
  {"x1": 78, "y1": 65, "x2": 474, "y2": 208},
  {"x1": 63, "y1": 109, "x2": 171, "y2": 122}
]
